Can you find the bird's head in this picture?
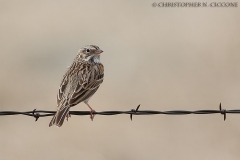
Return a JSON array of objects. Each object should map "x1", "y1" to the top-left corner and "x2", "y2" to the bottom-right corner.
[{"x1": 77, "y1": 45, "x2": 103, "y2": 63}]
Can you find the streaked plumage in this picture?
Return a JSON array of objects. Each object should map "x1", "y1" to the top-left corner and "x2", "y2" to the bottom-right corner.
[{"x1": 49, "y1": 45, "x2": 104, "y2": 127}]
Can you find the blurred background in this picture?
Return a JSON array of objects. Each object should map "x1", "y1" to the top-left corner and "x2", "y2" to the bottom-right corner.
[{"x1": 0, "y1": 0, "x2": 240, "y2": 159}]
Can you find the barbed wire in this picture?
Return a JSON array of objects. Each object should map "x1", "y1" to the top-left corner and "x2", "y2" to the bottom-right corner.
[{"x1": 0, "y1": 103, "x2": 239, "y2": 121}]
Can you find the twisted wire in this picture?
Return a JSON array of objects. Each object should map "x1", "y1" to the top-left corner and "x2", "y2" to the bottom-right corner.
[{"x1": 0, "y1": 103, "x2": 238, "y2": 121}]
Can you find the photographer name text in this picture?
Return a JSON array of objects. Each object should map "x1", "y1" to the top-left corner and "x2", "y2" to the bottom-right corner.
[{"x1": 152, "y1": 2, "x2": 238, "y2": 7}]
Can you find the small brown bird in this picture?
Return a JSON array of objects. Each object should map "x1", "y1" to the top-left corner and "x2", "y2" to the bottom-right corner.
[{"x1": 49, "y1": 45, "x2": 104, "y2": 127}]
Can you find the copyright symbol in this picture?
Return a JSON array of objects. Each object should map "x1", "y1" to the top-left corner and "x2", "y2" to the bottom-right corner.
[{"x1": 152, "y1": 2, "x2": 157, "y2": 7}]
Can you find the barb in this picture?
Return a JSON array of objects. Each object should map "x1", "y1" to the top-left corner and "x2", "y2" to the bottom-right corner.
[
  {"x1": 32, "y1": 109, "x2": 40, "y2": 121},
  {"x1": 1, "y1": 103, "x2": 240, "y2": 121},
  {"x1": 130, "y1": 104, "x2": 141, "y2": 121},
  {"x1": 219, "y1": 103, "x2": 226, "y2": 121}
]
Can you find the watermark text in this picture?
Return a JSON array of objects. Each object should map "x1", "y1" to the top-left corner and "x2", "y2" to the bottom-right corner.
[{"x1": 152, "y1": 2, "x2": 238, "y2": 7}]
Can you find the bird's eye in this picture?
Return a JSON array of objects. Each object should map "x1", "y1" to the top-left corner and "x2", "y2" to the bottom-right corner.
[{"x1": 86, "y1": 49, "x2": 90, "y2": 53}]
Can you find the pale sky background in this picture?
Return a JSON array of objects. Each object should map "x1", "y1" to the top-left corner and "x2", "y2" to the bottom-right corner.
[{"x1": 0, "y1": 0, "x2": 240, "y2": 159}]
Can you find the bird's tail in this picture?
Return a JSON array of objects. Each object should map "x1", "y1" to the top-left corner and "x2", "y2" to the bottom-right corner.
[{"x1": 49, "y1": 107, "x2": 70, "y2": 127}]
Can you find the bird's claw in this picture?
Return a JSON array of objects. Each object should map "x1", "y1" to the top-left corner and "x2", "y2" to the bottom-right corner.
[
  {"x1": 66, "y1": 112, "x2": 71, "y2": 121},
  {"x1": 90, "y1": 110, "x2": 95, "y2": 121}
]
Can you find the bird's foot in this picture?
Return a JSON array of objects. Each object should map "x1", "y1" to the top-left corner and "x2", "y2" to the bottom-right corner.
[
  {"x1": 90, "y1": 109, "x2": 95, "y2": 121},
  {"x1": 66, "y1": 112, "x2": 71, "y2": 121}
]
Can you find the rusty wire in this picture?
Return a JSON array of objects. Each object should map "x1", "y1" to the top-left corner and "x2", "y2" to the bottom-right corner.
[{"x1": 0, "y1": 103, "x2": 239, "y2": 121}]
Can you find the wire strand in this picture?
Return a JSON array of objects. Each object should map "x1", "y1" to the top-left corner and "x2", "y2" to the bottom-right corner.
[{"x1": 0, "y1": 103, "x2": 237, "y2": 121}]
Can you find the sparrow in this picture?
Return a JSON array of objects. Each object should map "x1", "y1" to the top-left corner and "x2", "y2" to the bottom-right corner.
[{"x1": 49, "y1": 45, "x2": 104, "y2": 127}]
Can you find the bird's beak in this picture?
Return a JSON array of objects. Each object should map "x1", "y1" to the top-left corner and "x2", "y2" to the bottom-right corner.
[{"x1": 95, "y1": 49, "x2": 103, "y2": 54}]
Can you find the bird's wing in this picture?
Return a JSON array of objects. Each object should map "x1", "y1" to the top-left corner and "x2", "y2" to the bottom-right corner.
[
  {"x1": 57, "y1": 64, "x2": 73, "y2": 107},
  {"x1": 57, "y1": 62, "x2": 104, "y2": 107},
  {"x1": 69, "y1": 63, "x2": 104, "y2": 105},
  {"x1": 57, "y1": 61, "x2": 84, "y2": 107}
]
